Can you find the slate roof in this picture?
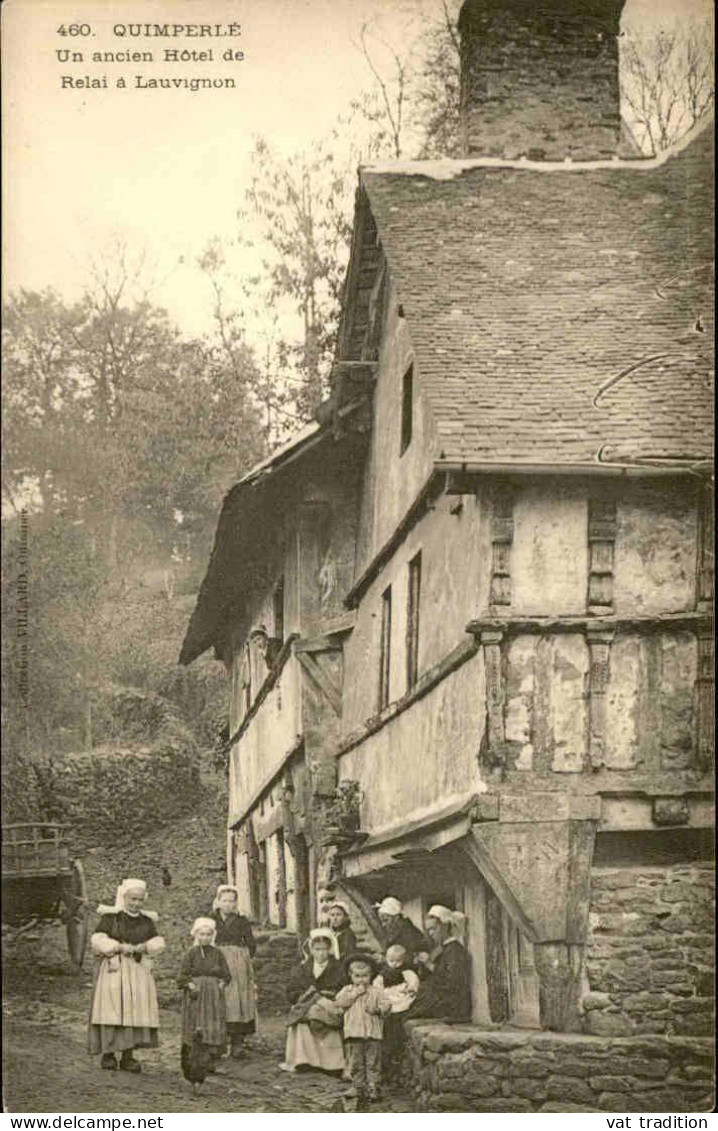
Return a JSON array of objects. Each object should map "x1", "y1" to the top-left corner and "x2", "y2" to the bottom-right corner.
[
  {"x1": 179, "y1": 422, "x2": 323, "y2": 666},
  {"x1": 361, "y1": 122, "x2": 714, "y2": 467}
]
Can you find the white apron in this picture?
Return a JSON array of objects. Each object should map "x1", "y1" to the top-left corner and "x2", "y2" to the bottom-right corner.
[{"x1": 90, "y1": 953, "x2": 159, "y2": 1029}]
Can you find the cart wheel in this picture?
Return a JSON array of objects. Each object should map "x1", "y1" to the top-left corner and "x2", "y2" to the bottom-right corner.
[{"x1": 65, "y1": 859, "x2": 88, "y2": 968}]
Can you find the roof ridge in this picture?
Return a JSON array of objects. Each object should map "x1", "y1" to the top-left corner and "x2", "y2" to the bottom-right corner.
[{"x1": 361, "y1": 111, "x2": 714, "y2": 182}]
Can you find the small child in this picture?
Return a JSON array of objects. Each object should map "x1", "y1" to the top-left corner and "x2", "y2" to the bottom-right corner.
[
  {"x1": 373, "y1": 944, "x2": 419, "y2": 1012},
  {"x1": 177, "y1": 918, "x2": 232, "y2": 1088},
  {"x1": 373, "y1": 944, "x2": 419, "y2": 1081},
  {"x1": 335, "y1": 953, "x2": 391, "y2": 1106}
]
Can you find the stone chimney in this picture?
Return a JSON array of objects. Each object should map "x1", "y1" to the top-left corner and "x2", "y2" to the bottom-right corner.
[{"x1": 458, "y1": 0, "x2": 627, "y2": 161}]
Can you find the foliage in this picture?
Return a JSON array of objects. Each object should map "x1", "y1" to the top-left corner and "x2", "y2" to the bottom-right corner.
[
  {"x1": 324, "y1": 780, "x2": 363, "y2": 833},
  {"x1": 236, "y1": 132, "x2": 357, "y2": 417},
  {"x1": 620, "y1": 19, "x2": 714, "y2": 155},
  {"x1": 2, "y1": 270, "x2": 261, "y2": 763},
  {"x1": 3, "y1": 277, "x2": 265, "y2": 564},
  {"x1": 42, "y1": 727, "x2": 200, "y2": 850},
  {"x1": 1, "y1": 517, "x2": 110, "y2": 755}
]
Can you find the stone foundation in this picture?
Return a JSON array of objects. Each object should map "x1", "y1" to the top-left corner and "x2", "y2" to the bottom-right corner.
[
  {"x1": 404, "y1": 1024, "x2": 715, "y2": 1113},
  {"x1": 585, "y1": 862, "x2": 715, "y2": 1037}
]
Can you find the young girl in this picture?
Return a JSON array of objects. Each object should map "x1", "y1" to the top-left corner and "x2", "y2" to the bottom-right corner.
[
  {"x1": 282, "y1": 928, "x2": 345, "y2": 1073},
  {"x1": 335, "y1": 953, "x2": 391, "y2": 1105},
  {"x1": 177, "y1": 918, "x2": 232, "y2": 1079},
  {"x1": 88, "y1": 877, "x2": 165, "y2": 1073},
  {"x1": 210, "y1": 885, "x2": 257, "y2": 1059},
  {"x1": 327, "y1": 901, "x2": 357, "y2": 965}
]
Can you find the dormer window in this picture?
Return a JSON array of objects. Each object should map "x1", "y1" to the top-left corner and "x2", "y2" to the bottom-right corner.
[{"x1": 400, "y1": 363, "x2": 413, "y2": 455}]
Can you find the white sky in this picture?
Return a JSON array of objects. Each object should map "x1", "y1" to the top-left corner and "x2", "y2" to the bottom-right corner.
[{"x1": 2, "y1": 0, "x2": 712, "y2": 340}]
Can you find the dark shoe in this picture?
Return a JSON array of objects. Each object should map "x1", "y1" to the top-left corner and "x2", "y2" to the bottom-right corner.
[
  {"x1": 231, "y1": 1044, "x2": 246, "y2": 1060},
  {"x1": 119, "y1": 1052, "x2": 141, "y2": 1073},
  {"x1": 100, "y1": 1054, "x2": 117, "y2": 1070}
]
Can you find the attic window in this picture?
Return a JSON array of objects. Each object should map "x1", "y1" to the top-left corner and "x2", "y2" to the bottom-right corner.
[{"x1": 400, "y1": 363, "x2": 414, "y2": 455}]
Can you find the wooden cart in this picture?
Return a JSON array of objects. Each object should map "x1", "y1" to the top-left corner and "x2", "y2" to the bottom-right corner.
[{"x1": 1, "y1": 823, "x2": 88, "y2": 967}]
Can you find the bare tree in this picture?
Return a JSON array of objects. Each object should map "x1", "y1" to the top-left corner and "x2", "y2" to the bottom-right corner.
[
  {"x1": 356, "y1": 21, "x2": 412, "y2": 159},
  {"x1": 413, "y1": 0, "x2": 462, "y2": 158},
  {"x1": 621, "y1": 19, "x2": 714, "y2": 155}
]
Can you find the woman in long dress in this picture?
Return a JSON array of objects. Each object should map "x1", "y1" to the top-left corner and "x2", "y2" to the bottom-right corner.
[
  {"x1": 406, "y1": 905, "x2": 472, "y2": 1023},
  {"x1": 281, "y1": 928, "x2": 346, "y2": 1074},
  {"x1": 178, "y1": 917, "x2": 232, "y2": 1079},
  {"x1": 210, "y1": 885, "x2": 257, "y2": 1059},
  {"x1": 88, "y1": 877, "x2": 165, "y2": 1072}
]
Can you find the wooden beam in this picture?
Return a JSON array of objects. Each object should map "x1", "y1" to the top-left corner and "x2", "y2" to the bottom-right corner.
[
  {"x1": 460, "y1": 832, "x2": 538, "y2": 943},
  {"x1": 295, "y1": 650, "x2": 342, "y2": 716},
  {"x1": 587, "y1": 496, "x2": 617, "y2": 616},
  {"x1": 467, "y1": 611, "x2": 712, "y2": 636},
  {"x1": 586, "y1": 623, "x2": 615, "y2": 770},
  {"x1": 218, "y1": 633, "x2": 299, "y2": 760},
  {"x1": 481, "y1": 629, "x2": 506, "y2": 761},
  {"x1": 228, "y1": 734, "x2": 304, "y2": 829},
  {"x1": 342, "y1": 793, "x2": 480, "y2": 858},
  {"x1": 336, "y1": 635, "x2": 479, "y2": 758},
  {"x1": 696, "y1": 631, "x2": 714, "y2": 773},
  {"x1": 490, "y1": 484, "x2": 515, "y2": 609},
  {"x1": 345, "y1": 470, "x2": 446, "y2": 609},
  {"x1": 294, "y1": 617, "x2": 355, "y2": 654}
]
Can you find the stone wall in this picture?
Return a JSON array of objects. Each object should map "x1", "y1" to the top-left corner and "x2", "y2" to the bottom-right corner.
[
  {"x1": 458, "y1": 0, "x2": 625, "y2": 161},
  {"x1": 404, "y1": 1024, "x2": 715, "y2": 1113},
  {"x1": 253, "y1": 929, "x2": 301, "y2": 1013},
  {"x1": 584, "y1": 863, "x2": 715, "y2": 1037}
]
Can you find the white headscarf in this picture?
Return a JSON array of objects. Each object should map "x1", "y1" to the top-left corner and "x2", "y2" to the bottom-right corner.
[
  {"x1": 212, "y1": 884, "x2": 240, "y2": 911},
  {"x1": 191, "y1": 917, "x2": 217, "y2": 945},
  {"x1": 427, "y1": 905, "x2": 467, "y2": 940},
  {"x1": 376, "y1": 896, "x2": 402, "y2": 917},
  {"x1": 309, "y1": 927, "x2": 339, "y2": 959},
  {"x1": 96, "y1": 877, "x2": 158, "y2": 921}
]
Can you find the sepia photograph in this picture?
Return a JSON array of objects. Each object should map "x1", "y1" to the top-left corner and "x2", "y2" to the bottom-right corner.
[{"x1": 1, "y1": 0, "x2": 715, "y2": 1118}]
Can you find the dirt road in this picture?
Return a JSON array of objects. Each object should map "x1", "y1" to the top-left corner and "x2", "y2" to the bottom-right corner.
[{"x1": 3, "y1": 949, "x2": 416, "y2": 1113}]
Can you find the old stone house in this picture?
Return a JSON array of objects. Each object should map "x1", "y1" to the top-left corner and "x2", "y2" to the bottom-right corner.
[{"x1": 181, "y1": 0, "x2": 714, "y2": 1110}]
